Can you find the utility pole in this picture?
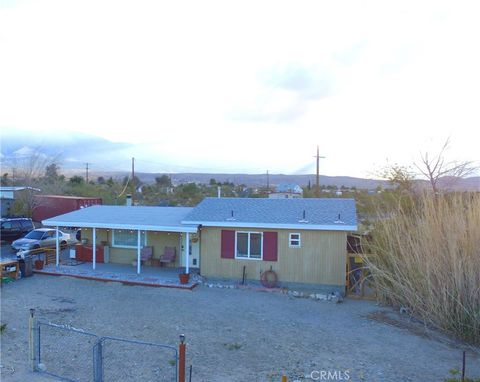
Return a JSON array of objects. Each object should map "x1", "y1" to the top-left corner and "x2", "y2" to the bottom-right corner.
[
  {"x1": 131, "y1": 157, "x2": 135, "y2": 206},
  {"x1": 315, "y1": 146, "x2": 325, "y2": 198},
  {"x1": 85, "y1": 163, "x2": 89, "y2": 183}
]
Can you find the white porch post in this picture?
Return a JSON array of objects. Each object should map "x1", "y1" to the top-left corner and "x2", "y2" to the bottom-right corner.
[
  {"x1": 185, "y1": 232, "x2": 190, "y2": 274},
  {"x1": 137, "y1": 230, "x2": 141, "y2": 274},
  {"x1": 92, "y1": 227, "x2": 96, "y2": 270},
  {"x1": 55, "y1": 226, "x2": 59, "y2": 267}
]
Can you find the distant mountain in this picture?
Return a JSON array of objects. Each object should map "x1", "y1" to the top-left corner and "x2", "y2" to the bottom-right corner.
[
  {"x1": 0, "y1": 129, "x2": 132, "y2": 169},
  {"x1": 87, "y1": 171, "x2": 390, "y2": 189},
  {"x1": 85, "y1": 171, "x2": 479, "y2": 191}
]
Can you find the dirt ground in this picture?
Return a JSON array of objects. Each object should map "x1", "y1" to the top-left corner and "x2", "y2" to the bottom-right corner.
[{"x1": 1, "y1": 274, "x2": 479, "y2": 382}]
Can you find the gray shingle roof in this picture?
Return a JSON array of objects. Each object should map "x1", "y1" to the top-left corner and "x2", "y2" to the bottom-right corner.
[
  {"x1": 42, "y1": 205, "x2": 197, "y2": 232},
  {"x1": 182, "y1": 198, "x2": 357, "y2": 231}
]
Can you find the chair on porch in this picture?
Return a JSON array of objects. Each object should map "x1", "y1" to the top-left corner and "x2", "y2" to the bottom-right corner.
[
  {"x1": 140, "y1": 246, "x2": 153, "y2": 265},
  {"x1": 159, "y1": 246, "x2": 176, "y2": 267}
]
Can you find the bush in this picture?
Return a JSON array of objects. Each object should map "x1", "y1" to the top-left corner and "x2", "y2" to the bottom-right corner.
[{"x1": 367, "y1": 193, "x2": 480, "y2": 344}]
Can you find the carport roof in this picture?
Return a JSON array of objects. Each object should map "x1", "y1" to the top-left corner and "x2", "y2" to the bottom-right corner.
[{"x1": 42, "y1": 205, "x2": 198, "y2": 233}]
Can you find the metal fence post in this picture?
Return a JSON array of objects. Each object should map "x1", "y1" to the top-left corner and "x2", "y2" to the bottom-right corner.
[
  {"x1": 179, "y1": 334, "x2": 186, "y2": 382},
  {"x1": 28, "y1": 308, "x2": 38, "y2": 371},
  {"x1": 93, "y1": 339, "x2": 104, "y2": 382}
]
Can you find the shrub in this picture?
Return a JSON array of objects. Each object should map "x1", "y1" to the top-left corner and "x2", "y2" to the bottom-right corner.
[{"x1": 366, "y1": 193, "x2": 480, "y2": 344}]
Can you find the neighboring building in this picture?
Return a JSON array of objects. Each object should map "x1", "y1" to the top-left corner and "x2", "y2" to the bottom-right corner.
[
  {"x1": 32, "y1": 195, "x2": 102, "y2": 222},
  {"x1": 42, "y1": 198, "x2": 357, "y2": 293},
  {"x1": 0, "y1": 186, "x2": 41, "y2": 217},
  {"x1": 269, "y1": 183, "x2": 303, "y2": 199}
]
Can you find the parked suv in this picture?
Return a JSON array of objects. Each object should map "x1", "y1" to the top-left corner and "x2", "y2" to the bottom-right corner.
[{"x1": 0, "y1": 218, "x2": 35, "y2": 242}]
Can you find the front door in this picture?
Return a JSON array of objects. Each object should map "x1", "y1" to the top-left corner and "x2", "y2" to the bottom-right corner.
[{"x1": 181, "y1": 233, "x2": 200, "y2": 269}]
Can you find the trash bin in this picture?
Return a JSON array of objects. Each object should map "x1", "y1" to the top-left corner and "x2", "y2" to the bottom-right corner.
[{"x1": 19, "y1": 256, "x2": 33, "y2": 277}]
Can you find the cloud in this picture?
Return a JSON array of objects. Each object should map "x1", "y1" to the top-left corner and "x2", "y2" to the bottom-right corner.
[
  {"x1": 333, "y1": 40, "x2": 368, "y2": 67},
  {"x1": 260, "y1": 63, "x2": 335, "y2": 100},
  {"x1": 229, "y1": 63, "x2": 335, "y2": 124}
]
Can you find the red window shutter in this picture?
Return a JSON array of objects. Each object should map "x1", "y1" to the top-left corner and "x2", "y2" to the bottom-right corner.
[
  {"x1": 221, "y1": 230, "x2": 235, "y2": 259},
  {"x1": 263, "y1": 232, "x2": 278, "y2": 261}
]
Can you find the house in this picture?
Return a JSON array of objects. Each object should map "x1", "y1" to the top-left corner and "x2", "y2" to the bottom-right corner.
[
  {"x1": 0, "y1": 186, "x2": 41, "y2": 217},
  {"x1": 42, "y1": 198, "x2": 357, "y2": 292},
  {"x1": 183, "y1": 198, "x2": 356, "y2": 292},
  {"x1": 268, "y1": 183, "x2": 303, "y2": 199}
]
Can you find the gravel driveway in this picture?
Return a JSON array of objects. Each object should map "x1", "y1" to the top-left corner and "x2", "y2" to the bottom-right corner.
[{"x1": 1, "y1": 275, "x2": 479, "y2": 382}]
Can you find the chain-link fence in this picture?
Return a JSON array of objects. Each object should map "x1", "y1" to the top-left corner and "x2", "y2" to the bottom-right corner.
[{"x1": 30, "y1": 310, "x2": 183, "y2": 382}]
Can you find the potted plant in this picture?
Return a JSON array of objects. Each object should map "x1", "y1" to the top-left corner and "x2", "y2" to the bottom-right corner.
[{"x1": 178, "y1": 270, "x2": 190, "y2": 284}]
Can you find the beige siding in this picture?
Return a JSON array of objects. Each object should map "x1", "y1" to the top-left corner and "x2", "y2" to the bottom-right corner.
[
  {"x1": 82, "y1": 229, "x2": 182, "y2": 266},
  {"x1": 200, "y1": 227, "x2": 347, "y2": 286}
]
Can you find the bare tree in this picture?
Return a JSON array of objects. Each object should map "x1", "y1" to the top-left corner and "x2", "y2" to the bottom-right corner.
[
  {"x1": 415, "y1": 138, "x2": 477, "y2": 194},
  {"x1": 8, "y1": 148, "x2": 61, "y2": 216}
]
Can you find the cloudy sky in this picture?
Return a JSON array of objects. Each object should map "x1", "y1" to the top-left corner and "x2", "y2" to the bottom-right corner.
[{"x1": 1, "y1": 0, "x2": 479, "y2": 177}]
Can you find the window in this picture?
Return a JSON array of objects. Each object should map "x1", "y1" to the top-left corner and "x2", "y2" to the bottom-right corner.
[
  {"x1": 21, "y1": 220, "x2": 33, "y2": 229},
  {"x1": 289, "y1": 233, "x2": 301, "y2": 248},
  {"x1": 235, "y1": 231, "x2": 263, "y2": 260},
  {"x1": 112, "y1": 229, "x2": 147, "y2": 248},
  {"x1": 1, "y1": 222, "x2": 12, "y2": 229}
]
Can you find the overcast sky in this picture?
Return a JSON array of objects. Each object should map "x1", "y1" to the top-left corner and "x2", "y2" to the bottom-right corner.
[{"x1": 1, "y1": 0, "x2": 479, "y2": 177}]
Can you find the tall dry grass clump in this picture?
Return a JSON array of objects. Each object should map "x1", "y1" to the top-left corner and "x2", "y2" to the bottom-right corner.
[{"x1": 367, "y1": 193, "x2": 480, "y2": 344}]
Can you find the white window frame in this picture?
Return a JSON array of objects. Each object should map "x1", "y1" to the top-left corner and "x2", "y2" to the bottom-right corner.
[
  {"x1": 112, "y1": 229, "x2": 147, "y2": 248},
  {"x1": 289, "y1": 233, "x2": 301, "y2": 248},
  {"x1": 235, "y1": 231, "x2": 263, "y2": 260}
]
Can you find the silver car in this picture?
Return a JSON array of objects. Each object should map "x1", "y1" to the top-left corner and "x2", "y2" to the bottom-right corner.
[{"x1": 12, "y1": 228, "x2": 71, "y2": 251}]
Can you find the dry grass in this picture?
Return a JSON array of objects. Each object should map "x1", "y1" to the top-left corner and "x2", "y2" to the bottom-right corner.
[{"x1": 366, "y1": 193, "x2": 480, "y2": 344}]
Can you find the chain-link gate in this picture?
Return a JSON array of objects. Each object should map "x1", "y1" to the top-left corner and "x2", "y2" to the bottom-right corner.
[
  {"x1": 36, "y1": 321, "x2": 99, "y2": 381},
  {"x1": 97, "y1": 336, "x2": 178, "y2": 382},
  {"x1": 30, "y1": 310, "x2": 185, "y2": 382}
]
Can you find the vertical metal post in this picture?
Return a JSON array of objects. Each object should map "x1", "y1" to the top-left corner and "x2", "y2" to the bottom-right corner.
[
  {"x1": 185, "y1": 232, "x2": 190, "y2": 274},
  {"x1": 179, "y1": 334, "x2": 186, "y2": 382},
  {"x1": 55, "y1": 226, "x2": 59, "y2": 267},
  {"x1": 93, "y1": 340, "x2": 103, "y2": 382},
  {"x1": 93, "y1": 227, "x2": 96, "y2": 270},
  {"x1": 28, "y1": 308, "x2": 37, "y2": 371},
  {"x1": 137, "y1": 230, "x2": 141, "y2": 274}
]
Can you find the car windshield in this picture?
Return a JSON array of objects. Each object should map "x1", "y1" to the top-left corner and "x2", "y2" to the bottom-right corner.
[{"x1": 24, "y1": 231, "x2": 45, "y2": 240}]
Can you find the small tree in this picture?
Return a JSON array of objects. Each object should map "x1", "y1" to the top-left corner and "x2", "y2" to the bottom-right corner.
[
  {"x1": 69, "y1": 175, "x2": 85, "y2": 185},
  {"x1": 155, "y1": 175, "x2": 172, "y2": 187},
  {"x1": 45, "y1": 163, "x2": 60, "y2": 181},
  {"x1": 415, "y1": 138, "x2": 477, "y2": 194},
  {"x1": 379, "y1": 163, "x2": 415, "y2": 194}
]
